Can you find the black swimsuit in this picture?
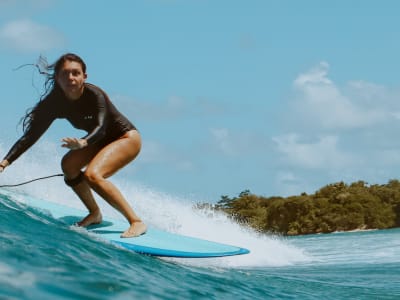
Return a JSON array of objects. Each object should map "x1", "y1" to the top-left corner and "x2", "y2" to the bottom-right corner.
[{"x1": 4, "y1": 83, "x2": 136, "y2": 164}]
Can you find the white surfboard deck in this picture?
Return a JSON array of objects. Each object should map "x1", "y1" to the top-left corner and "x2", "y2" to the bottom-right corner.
[{"x1": 7, "y1": 192, "x2": 250, "y2": 258}]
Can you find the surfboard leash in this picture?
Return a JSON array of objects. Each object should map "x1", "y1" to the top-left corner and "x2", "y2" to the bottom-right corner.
[{"x1": 0, "y1": 173, "x2": 64, "y2": 188}]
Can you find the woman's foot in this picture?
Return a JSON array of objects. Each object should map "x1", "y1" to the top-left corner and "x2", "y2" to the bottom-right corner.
[
  {"x1": 121, "y1": 221, "x2": 147, "y2": 238},
  {"x1": 77, "y1": 210, "x2": 103, "y2": 227}
]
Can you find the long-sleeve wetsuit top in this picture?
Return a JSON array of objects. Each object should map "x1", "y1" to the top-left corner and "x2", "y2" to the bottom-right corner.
[{"x1": 3, "y1": 83, "x2": 136, "y2": 165}]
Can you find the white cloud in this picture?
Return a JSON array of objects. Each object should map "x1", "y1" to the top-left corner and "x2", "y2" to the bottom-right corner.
[
  {"x1": 0, "y1": 0, "x2": 53, "y2": 12},
  {"x1": 210, "y1": 128, "x2": 236, "y2": 156},
  {"x1": 209, "y1": 127, "x2": 270, "y2": 157},
  {"x1": 273, "y1": 133, "x2": 356, "y2": 169},
  {"x1": 274, "y1": 171, "x2": 311, "y2": 197},
  {"x1": 112, "y1": 94, "x2": 188, "y2": 121},
  {"x1": 139, "y1": 140, "x2": 168, "y2": 164},
  {"x1": 270, "y1": 62, "x2": 400, "y2": 195},
  {"x1": 113, "y1": 94, "x2": 229, "y2": 122},
  {"x1": 294, "y1": 61, "x2": 332, "y2": 86},
  {"x1": 292, "y1": 62, "x2": 388, "y2": 130},
  {"x1": 238, "y1": 32, "x2": 256, "y2": 50},
  {"x1": 0, "y1": 19, "x2": 65, "y2": 52},
  {"x1": 139, "y1": 140, "x2": 195, "y2": 171},
  {"x1": 0, "y1": 0, "x2": 13, "y2": 8}
]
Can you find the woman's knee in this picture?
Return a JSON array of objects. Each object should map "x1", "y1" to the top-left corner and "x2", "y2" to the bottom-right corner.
[
  {"x1": 62, "y1": 155, "x2": 84, "y2": 187},
  {"x1": 84, "y1": 169, "x2": 104, "y2": 186},
  {"x1": 61, "y1": 147, "x2": 97, "y2": 175}
]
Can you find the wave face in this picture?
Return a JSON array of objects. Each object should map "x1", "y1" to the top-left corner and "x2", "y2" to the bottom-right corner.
[{"x1": 0, "y1": 143, "x2": 399, "y2": 299}]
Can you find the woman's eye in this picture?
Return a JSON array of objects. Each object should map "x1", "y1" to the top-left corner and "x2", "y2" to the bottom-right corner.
[{"x1": 61, "y1": 70, "x2": 81, "y2": 77}]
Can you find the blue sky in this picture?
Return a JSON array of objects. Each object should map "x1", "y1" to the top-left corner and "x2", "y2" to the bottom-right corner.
[{"x1": 1, "y1": 0, "x2": 400, "y2": 201}]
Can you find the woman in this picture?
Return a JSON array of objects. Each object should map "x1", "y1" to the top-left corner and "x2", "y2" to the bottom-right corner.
[{"x1": 0, "y1": 53, "x2": 147, "y2": 238}]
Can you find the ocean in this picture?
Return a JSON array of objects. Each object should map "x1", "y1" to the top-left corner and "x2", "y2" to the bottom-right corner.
[{"x1": 0, "y1": 149, "x2": 399, "y2": 299}]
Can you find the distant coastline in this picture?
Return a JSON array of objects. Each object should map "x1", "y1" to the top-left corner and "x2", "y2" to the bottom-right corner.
[{"x1": 197, "y1": 180, "x2": 400, "y2": 236}]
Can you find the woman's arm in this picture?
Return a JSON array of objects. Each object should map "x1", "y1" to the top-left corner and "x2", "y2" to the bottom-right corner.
[{"x1": 1, "y1": 100, "x2": 56, "y2": 168}]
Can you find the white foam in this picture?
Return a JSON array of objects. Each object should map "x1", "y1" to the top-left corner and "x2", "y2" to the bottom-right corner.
[
  {"x1": 0, "y1": 140, "x2": 311, "y2": 268},
  {"x1": 0, "y1": 262, "x2": 36, "y2": 288}
]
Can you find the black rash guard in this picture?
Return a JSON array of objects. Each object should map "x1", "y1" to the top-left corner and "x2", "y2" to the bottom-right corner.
[{"x1": 3, "y1": 83, "x2": 136, "y2": 164}]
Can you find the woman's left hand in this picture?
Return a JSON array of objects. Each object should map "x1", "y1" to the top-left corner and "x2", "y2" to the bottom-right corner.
[{"x1": 61, "y1": 138, "x2": 88, "y2": 150}]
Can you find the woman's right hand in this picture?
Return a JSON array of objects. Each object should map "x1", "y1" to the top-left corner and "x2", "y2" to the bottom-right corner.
[
  {"x1": 61, "y1": 138, "x2": 88, "y2": 150},
  {"x1": 0, "y1": 160, "x2": 9, "y2": 173}
]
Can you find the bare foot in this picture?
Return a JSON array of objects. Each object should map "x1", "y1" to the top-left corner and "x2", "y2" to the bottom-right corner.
[
  {"x1": 121, "y1": 221, "x2": 147, "y2": 238},
  {"x1": 77, "y1": 210, "x2": 103, "y2": 227}
]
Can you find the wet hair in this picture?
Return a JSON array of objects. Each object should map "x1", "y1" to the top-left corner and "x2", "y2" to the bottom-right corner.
[{"x1": 21, "y1": 53, "x2": 87, "y2": 132}]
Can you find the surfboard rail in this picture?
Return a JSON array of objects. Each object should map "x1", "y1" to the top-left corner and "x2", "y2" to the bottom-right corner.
[{"x1": 2, "y1": 190, "x2": 250, "y2": 258}]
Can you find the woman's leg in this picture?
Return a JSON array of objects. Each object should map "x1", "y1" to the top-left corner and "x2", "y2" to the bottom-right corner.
[
  {"x1": 84, "y1": 130, "x2": 146, "y2": 238},
  {"x1": 61, "y1": 144, "x2": 103, "y2": 226}
]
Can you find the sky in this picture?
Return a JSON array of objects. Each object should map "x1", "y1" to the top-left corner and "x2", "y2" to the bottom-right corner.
[{"x1": 1, "y1": 0, "x2": 400, "y2": 202}]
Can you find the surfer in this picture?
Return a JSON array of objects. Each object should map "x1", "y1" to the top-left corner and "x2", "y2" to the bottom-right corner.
[{"x1": 0, "y1": 53, "x2": 147, "y2": 238}]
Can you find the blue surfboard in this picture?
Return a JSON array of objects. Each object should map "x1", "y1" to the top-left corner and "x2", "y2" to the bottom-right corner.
[{"x1": 8, "y1": 192, "x2": 250, "y2": 258}]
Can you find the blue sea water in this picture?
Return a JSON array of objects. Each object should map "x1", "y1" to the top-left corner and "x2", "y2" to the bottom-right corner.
[
  {"x1": 0, "y1": 147, "x2": 399, "y2": 299},
  {"x1": 1, "y1": 187, "x2": 399, "y2": 300}
]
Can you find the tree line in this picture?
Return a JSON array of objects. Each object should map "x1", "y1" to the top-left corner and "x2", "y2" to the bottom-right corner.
[{"x1": 197, "y1": 180, "x2": 400, "y2": 235}]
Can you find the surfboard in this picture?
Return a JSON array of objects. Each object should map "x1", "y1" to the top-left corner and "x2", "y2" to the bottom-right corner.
[{"x1": 7, "y1": 192, "x2": 250, "y2": 258}]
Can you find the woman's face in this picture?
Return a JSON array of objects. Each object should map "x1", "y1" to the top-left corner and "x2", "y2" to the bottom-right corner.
[{"x1": 56, "y1": 60, "x2": 87, "y2": 100}]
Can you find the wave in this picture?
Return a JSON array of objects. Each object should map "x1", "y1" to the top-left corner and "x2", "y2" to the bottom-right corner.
[{"x1": 0, "y1": 140, "x2": 311, "y2": 269}]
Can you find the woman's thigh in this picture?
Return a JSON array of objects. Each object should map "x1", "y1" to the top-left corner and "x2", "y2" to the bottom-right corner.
[{"x1": 86, "y1": 130, "x2": 141, "y2": 179}]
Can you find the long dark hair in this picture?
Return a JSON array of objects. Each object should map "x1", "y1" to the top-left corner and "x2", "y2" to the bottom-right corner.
[{"x1": 21, "y1": 53, "x2": 87, "y2": 132}]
